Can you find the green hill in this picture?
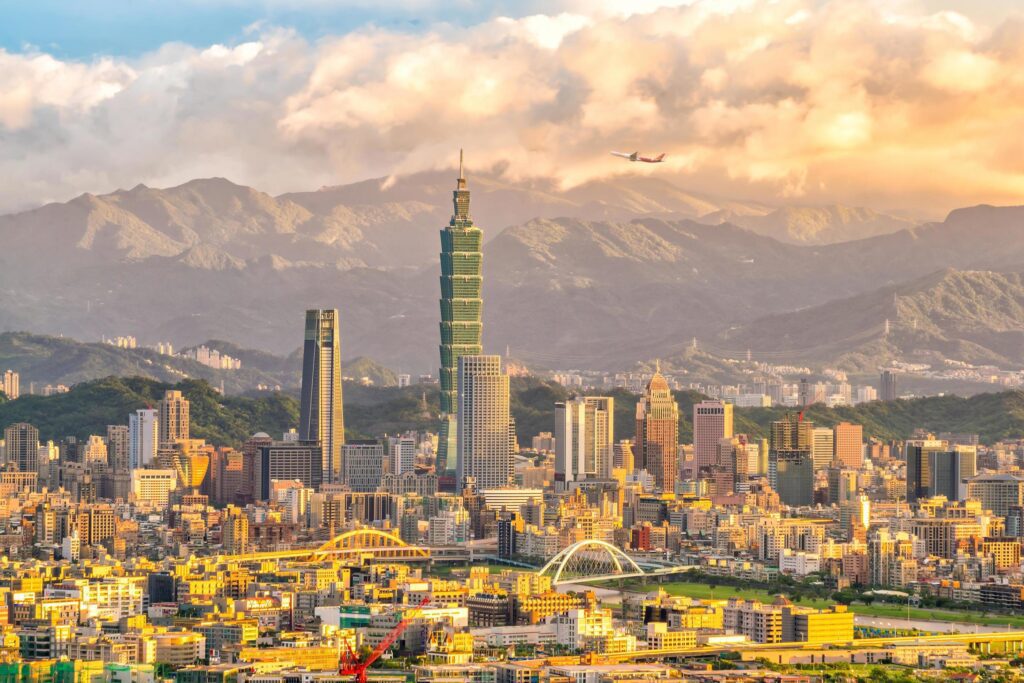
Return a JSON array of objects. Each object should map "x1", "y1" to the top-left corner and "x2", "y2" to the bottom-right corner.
[
  {"x1": 0, "y1": 377, "x2": 298, "y2": 445},
  {"x1": 1, "y1": 374, "x2": 1022, "y2": 448},
  {"x1": 735, "y1": 391, "x2": 1024, "y2": 443}
]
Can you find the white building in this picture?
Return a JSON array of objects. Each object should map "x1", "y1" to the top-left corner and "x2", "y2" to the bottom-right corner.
[
  {"x1": 129, "y1": 409, "x2": 158, "y2": 469},
  {"x1": 456, "y1": 355, "x2": 512, "y2": 492},
  {"x1": 779, "y1": 549, "x2": 822, "y2": 576},
  {"x1": 555, "y1": 397, "x2": 614, "y2": 490},
  {"x1": 131, "y1": 469, "x2": 177, "y2": 507},
  {"x1": 46, "y1": 578, "x2": 144, "y2": 621},
  {"x1": 389, "y1": 436, "x2": 416, "y2": 475},
  {"x1": 552, "y1": 608, "x2": 614, "y2": 649}
]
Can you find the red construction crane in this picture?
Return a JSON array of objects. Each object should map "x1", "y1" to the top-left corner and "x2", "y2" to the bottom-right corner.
[{"x1": 339, "y1": 597, "x2": 430, "y2": 683}]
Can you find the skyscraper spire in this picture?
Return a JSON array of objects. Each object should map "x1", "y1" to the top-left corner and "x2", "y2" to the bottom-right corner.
[{"x1": 453, "y1": 149, "x2": 470, "y2": 220}]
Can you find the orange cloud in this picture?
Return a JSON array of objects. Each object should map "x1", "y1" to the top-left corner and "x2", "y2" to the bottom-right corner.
[{"x1": 1, "y1": 1, "x2": 1023, "y2": 215}]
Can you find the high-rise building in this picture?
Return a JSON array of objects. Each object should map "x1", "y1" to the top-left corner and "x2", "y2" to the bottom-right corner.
[
  {"x1": 255, "y1": 440, "x2": 323, "y2": 501},
  {"x1": 811, "y1": 427, "x2": 834, "y2": 471},
  {"x1": 129, "y1": 409, "x2": 158, "y2": 469},
  {"x1": 343, "y1": 440, "x2": 386, "y2": 492},
  {"x1": 158, "y1": 391, "x2": 189, "y2": 448},
  {"x1": 828, "y1": 468, "x2": 859, "y2": 505},
  {"x1": 456, "y1": 355, "x2": 511, "y2": 492},
  {"x1": 4, "y1": 423, "x2": 39, "y2": 473},
  {"x1": 833, "y1": 422, "x2": 863, "y2": 469},
  {"x1": 905, "y1": 439, "x2": 976, "y2": 503},
  {"x1": 635, "y1": 369, "x2": 679, "y2": 492},
  {"x1": 298, "y1": 309, "x2": 345, "y2": 485},
  {"x1": 388, "y1": 436, "x2": 416, "y2": 476},
  {"x1": 438, "y1": 151, "x2": 483, "y2": 477},
  {"x1": 929, "y1": 445, "x2": 977, "y2": 502},
  {"x1": 2, "y1": 370, "x2": 19, "y2": 400},
  {"x1": 967, "y1": 474, "x2": 1024, "y2": 518},
  {"x1": 613, "y1": 441, "x2": 635, "y2": 473},
  {"x1": 693, "y1": 401, "x2": 733, "y2": 475},
  {"x1": 81, "y1": 435, "x2": 108, "y2": 467},
  {"x1": 798, "y1": 378, "x2": 812, "y2": 407},
  {"x1": 768, "y1": 415, "x2": 813, "y2": 507},
  {"x1": 106, "y1": 425, "x2": 130, "y2": 472},
  {"x1": 880, "y1": 370, "x2": 898, "y2": 402},
  {"x1": 222, "y1": 506, "x2": 249, "y2": 555},
  {"x1": 555, "y1": 396, "x2": 614, "y2": 489}
]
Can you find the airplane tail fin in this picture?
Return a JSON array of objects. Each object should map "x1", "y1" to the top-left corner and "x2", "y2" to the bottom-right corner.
[{"x1": 655, "y1": 153, "x2": 666, "y2": 161}]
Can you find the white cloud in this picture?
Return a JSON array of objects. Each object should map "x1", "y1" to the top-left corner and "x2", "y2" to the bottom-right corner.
[{"x1": 1, "y1": 0, "x2": 1024, "y2": 214}]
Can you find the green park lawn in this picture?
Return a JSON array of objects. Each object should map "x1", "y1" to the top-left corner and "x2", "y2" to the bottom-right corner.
[{"x1": 622, "y1": 580, "x2": 1024, "y2": 628}]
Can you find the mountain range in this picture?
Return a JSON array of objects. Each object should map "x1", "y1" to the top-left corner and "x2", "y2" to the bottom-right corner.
[{"x1": 1, "y1": 170, "x2": 1022, "y2": 375}]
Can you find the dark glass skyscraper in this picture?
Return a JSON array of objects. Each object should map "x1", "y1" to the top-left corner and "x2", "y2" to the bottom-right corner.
[
  {"x1": 299, "y1": 309, "x2": 344, "y2": 484},
  {"x1": 438, "y1": 151, "x2": 483, "y2": 476}
]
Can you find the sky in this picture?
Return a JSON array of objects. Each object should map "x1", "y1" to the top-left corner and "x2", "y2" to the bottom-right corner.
[{"x1": 1, "y1": 0, "x2": 1023, "y2": 215}]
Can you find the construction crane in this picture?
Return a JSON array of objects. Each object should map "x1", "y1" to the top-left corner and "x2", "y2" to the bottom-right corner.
[{"x1": 339, "y1": 597, "x2": 430, "y2": 683}]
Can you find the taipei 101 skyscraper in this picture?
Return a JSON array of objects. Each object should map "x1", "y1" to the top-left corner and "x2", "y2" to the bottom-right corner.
[{"x1": 437, "y1": 150, "x2": 483, "y2": 482}]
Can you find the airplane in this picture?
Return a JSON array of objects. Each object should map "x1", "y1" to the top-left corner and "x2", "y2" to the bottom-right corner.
[{"x1": 610, "y1": 151, "x2": 666, "y2": 163}]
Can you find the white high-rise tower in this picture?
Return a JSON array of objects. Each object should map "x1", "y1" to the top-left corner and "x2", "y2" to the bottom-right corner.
[{"x1": 456, "y1": 355, "x2": 511, "y2": 492}]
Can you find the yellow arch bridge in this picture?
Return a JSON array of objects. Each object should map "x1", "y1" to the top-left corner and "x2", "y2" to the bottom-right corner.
[{"x1": 220, "y1": 529, "x2": 430, "y2": 563}]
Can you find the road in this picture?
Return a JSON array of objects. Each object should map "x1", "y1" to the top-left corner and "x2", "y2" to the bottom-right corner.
[{"x1": 855, "y1": 614, "x2": 1011, "y2": 634}]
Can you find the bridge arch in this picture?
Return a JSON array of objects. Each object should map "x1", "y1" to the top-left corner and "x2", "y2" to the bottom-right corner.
[
  {"x1": 316, "y1": 529, "x2": 429, "y2": 558},
  {"x1": 538, "y1": 540, "x2": 643, "y2": 585}
]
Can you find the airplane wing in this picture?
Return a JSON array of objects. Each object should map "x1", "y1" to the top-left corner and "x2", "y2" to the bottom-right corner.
[{"x1": 610, "y1": 151, "x2": 633, "y2": 159}]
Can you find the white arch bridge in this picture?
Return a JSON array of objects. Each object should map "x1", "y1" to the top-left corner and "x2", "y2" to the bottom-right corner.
[{"x1": 537, "y1": 540, "x2": 697, "y2": 586}]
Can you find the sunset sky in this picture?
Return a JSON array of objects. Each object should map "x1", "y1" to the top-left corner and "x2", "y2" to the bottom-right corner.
[{"x1": 2, "y1": 0, "x2": 1023, "y2": 217}]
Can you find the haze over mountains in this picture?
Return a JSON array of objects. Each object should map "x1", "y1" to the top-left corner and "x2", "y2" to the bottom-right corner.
[{"x1": 0, "y1": 170, "x2": 1021, "y2": 375}]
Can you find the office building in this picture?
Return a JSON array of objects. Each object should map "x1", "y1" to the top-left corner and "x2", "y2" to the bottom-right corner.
[
  {"x1": 967, "y1": 474, "x2": 1024, "y2": 517},
  {"x1": 438, "y1": 151, "x2": 484, "y2": 476},
  {"x1": 456, "y1": 355, "x2": 512, "y2": 491},
  {"x1": 811, "y1": 427, "x2": 834, "y2": 471},
  {"x1": 906, "y1": 440, "x2": 976, "y2": 503},
  {"x1": 343, "y1": 440, "x2": 385, "y2": 492},
  {"x1": 768, "y1": 415, "x2": 813, "y2": 507},
  {"x1": 906, "y1": 439, "x2": 944, "y2": 503},
  {"x1": 389, "y1": 436, "x2": 416, "y2": 476},
  {"x1": 131, "y1": 469, "x2": 177, "y2": 507},
  {"x1": 158, "y1": 391, "x2": 189, "y2": 448},
  {"x1": 693, "y1": 400, "x2": 733, "y2": 474},
  {"x1": 5, "y1": 423, "x2": 39, "y2": 473},
  {"x1": 635, "y1": 368, "x2": 679, "y2": 492},
  {"x1": 931, "y1": 445, "x2": 977, "y2": 502},
  {"x1": 833, "y1": 422, "x2": 863, "y2": 469},
  {"x1": 255, "y1": 440, "x2": 323, "y2": 501},
  {"x1": 128, "y1": 409, "x2": 158, "y2": 469},
  {"x1": 555, "y1": 396, "x2": 614, "y2": 490},
  {"x1": 880, "y1": 370, "x2": 898, "y2": 402},
  {"x1": 299, "y1": 309, "x2": 345, "y2": 484}
]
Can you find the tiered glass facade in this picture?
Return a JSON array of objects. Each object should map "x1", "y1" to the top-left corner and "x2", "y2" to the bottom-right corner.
[{"x1": 438, "y1": 153, "x2": 483, "y2": 476}]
